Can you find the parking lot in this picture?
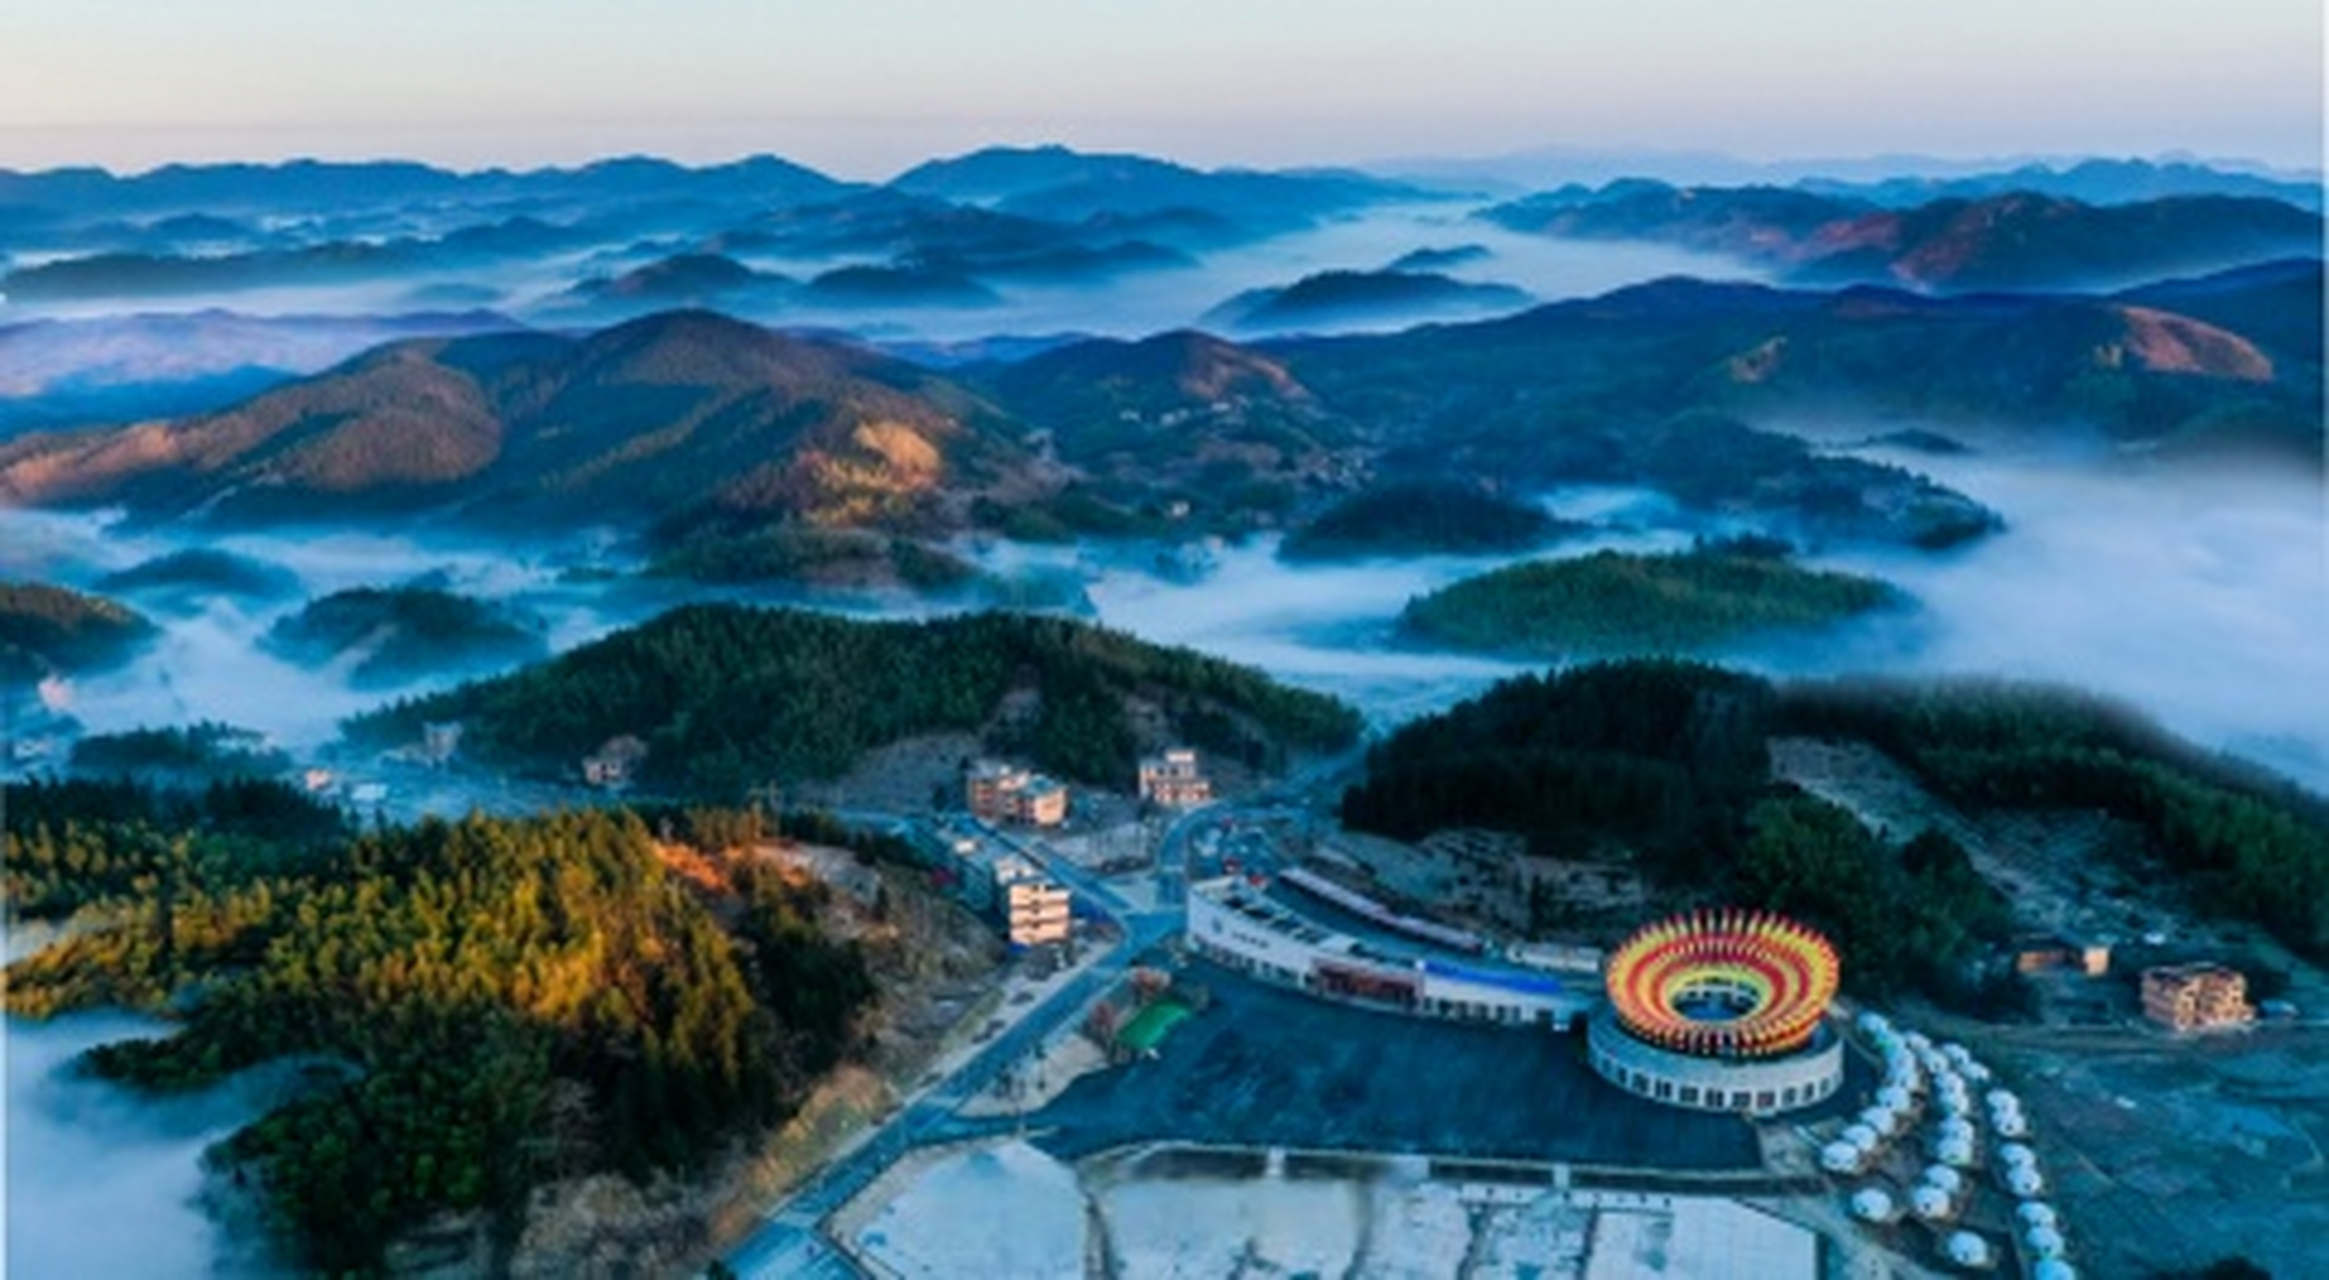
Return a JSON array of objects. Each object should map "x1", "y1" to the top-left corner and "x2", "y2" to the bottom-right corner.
[{"x1": 1024, "y1": 962, "x2": 1764, "y2": 1171}]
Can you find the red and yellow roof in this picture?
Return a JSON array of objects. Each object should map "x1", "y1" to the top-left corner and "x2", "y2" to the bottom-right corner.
[{"x1": 1605, "y1": 908, "x2": 1839, "y2": 1059}]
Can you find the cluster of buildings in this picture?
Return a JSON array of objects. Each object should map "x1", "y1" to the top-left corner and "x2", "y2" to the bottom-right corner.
[
  {"x1": 1185, "y1": 864, "x2": 1856, "y2": 1119},
  {"x1": 965, "y1": 746, "x2": 1215, "y2": 827},
  {"x1": 932, "y1": 745, "x2": 1214, "y2": 953}
]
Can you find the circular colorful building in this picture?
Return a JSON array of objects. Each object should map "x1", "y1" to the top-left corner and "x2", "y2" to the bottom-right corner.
[{"x1": 1588, "y1": 908, "x2": 1846, "y2": 1115}]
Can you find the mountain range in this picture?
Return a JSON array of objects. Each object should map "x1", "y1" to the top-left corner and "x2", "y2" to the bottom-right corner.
[
  {"x1": 1483, "y1": 184, "x2": 2323, "y2": 292},
  {"x1": 0, "y1": 310, "x2": 1035, "y2": 537},
  {"x1": 4, "y1": 254, "x2": 2313, "y2": 556},
  {"x1": 0, "y1": 147, "x2": 1413, "y2": 309}
]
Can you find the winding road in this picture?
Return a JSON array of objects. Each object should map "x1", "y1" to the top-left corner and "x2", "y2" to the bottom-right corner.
[{"x1": 723, "y1": 804, "x2": 1219, "y2": 1278}]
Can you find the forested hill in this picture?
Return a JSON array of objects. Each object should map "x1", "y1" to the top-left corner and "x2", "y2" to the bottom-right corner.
[
  {"x1": 347, "y1": 605, "x2": 1364, "y2": 795},
  {"x1": 0, "y1": 309, "x2": 1033, "y2": 539},
  {"x1": 1341, "y1": 661, "x2": 2329, "y2": 993},
  {"x1": 2, "y1": 788, "x2": 875, "y2": 1273},
  {"x1": 1397, "y1": 546, "x2": 1905, "y2": 657},
  {"x1": 0, "y1": 580, "x2": 156, "y2": 684}
]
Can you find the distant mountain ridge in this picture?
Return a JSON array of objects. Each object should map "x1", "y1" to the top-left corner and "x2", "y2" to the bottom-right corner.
[
  {"x1": 0, "y1": 310, "x2": 1032, "y2": 536},
  {"x1": 1484, "y1": 184, "x2": 2324, "y2": 292},
  {"x1": 1795, "y1": 157, "x2": 2325, "y2": 213},
  {"x1": 1202, "y1": 269, "x2": 1535, "y2": 334},
  {"x1": 890, "y1": 144, "x2": 1419, "y2": 231},
  {"x1": 0, "y1": 155, "x2": 852, "y2": 222},
  {"x1": 1269, "y1": 265, "x2": 2323, "y2": 469}
]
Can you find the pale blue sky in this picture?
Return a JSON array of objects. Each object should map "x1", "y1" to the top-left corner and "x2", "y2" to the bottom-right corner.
[{"x1": 3, "y1": 0, "x2": 2320, "y2": 175}]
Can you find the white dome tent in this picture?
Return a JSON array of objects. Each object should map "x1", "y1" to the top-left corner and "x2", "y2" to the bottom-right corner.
[
  {"x1": 1944, "y1": 1230, "x2": 1996, "y2": 1269},
  {"x1": 1820, "y1": 1141, "x2": 1865, "y2": 1174},
  {"x1": 1849, "y1": 1188, "x2": 1899, "y2": 1223},
  {"x1": 1910, "y1": 1182, "x2": 1956, "y2": 1221}
]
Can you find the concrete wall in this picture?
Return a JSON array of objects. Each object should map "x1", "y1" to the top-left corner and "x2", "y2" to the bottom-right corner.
[{"x1": 1585, "y1": 1007, "x2": 1844, "y2": 1116}]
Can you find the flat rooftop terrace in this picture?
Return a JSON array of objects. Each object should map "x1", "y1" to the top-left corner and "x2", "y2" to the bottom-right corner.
[{"x1": 1246, "y1": 876, "x2": 1597, "y2": 987}]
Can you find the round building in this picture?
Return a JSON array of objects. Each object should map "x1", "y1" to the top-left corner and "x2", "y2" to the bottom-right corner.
[{"x1": 1588, "y1": 909, "x2": 1846, "y2": 1115}]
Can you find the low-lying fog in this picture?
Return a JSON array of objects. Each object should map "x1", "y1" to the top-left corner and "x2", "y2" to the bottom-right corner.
[
  {"x1": 1, "y1": 516, "x2": 640, "y2": 752},
  {"x1": 0, "y1": 202, "x2": 1757, "y2": 347},
  {"x1": 3, "y1": 453, "x2": 2323, "y2": 1276},
  {"x1": 1815, "y1": 452, "x2": 2329, "y2": 788},
  {"x1": 3, "y1": 1002, "x2": 288, "y2": 1279},
  {"x1": 4, "y1": 458, "x2": 2322, "y2": 790}
]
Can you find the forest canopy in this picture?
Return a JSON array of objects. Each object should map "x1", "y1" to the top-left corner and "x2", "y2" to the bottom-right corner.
[
  {"x1": 1278, "y1": 478, "x2": 1579, "y2": 561},
  {"x1": 345, "y1": 604, "x2": 1364, "y2": 795},
  {"x1": 0, "y1": 579, "x2": 157, "y2": 684},
  {"x1": 263, "y1": 584, "x2": 549, "y2": 688},
  {"x1": 1398, "y1": 546, "x2": 1903, "y2": 658},
  {"x1": 2, "y1": 793, "x2": 874, "y2": 1274}
]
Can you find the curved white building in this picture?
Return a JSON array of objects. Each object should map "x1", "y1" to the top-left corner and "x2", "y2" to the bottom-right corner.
[
  {"x1": 1584, "y1": 910, "x2": 1849, "y2": 1116},
  {"x1": 1184, "y1": 875, "x2": 1596, "y2": 1027}
]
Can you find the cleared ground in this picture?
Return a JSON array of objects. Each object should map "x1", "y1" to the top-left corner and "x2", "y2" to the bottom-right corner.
[{"x1": 1773, "y1": 735, "x2": 2329, "y2": 1277}]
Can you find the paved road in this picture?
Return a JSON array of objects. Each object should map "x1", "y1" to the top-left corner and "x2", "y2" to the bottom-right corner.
[
  {"x1": 725, "y1": 894, "x2": 1184, "y2": 1278},
  {"x1": 725, "y1": 781, "x2": 1335, "y2": 1277}
]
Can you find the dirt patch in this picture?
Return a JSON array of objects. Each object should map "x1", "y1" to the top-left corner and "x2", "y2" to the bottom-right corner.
[
  {"x1": 797, "y1": 730, "x2": 984, "y2": 814},
  {"x1": 509, "y1": 1173, "x2": 722, "y2": 1280},
  {"x1": 959, "y1": 1031, "x2": 1109, "y2": 1118},
  {"x1": 1774, "y1": 736, "x2": 2195, "y2": 946}
]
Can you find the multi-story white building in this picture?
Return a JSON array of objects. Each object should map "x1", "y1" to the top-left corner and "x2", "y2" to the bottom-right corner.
[{"x1": 1003, "y1": 875, "x2": 1072, "y2": 948}]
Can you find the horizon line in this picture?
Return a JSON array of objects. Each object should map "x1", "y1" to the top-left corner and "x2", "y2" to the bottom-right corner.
[{"x1": 0, "y1": 142, "x2": 2319, "y2": 188}]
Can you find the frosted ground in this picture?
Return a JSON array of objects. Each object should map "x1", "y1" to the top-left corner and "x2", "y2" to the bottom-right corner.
[{"x1": 849, "y1": 1139, "x2": 1815, "y2": 1279}]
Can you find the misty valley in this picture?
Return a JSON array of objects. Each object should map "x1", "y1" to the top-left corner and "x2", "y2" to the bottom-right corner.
[{"x1": 3, "y1": 145, "x2": 2325, "y2": 1280}]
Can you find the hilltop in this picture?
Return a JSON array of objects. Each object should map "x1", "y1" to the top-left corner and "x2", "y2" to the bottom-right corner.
[
  {"x1": 0, "y1": 581, "x2": 156, "y2": 684},
  {"x1": 1202, "y1": 268, "x2": 1534, "y2": 334},
  {"x1": 1341, "y1": 661, "x2": 2329, "y2": 989},
  {"x1": 1279, "y1": 479, "x2": 1580, "y2": 561},
  {"x1": 1269, "y1": 267, "x2": 2323, "y2": 472},
  {"x1": 2, "y1": 793, "x2": 880, "y2": 1274},
  {"x1": 890, "y1": 144, "x2": 1412, "y2": 236},
  {"x1": 263, "y1": 585, "x2": 549, "y2": 688},
  {"x1": 0, "y1": 309, "x2": 1037, "y2": 541},
  {"x1": 1398, "y1": 546, "x2": 1906, "y2": 657},
  {"x1": 345, "y1": 605, "x2": 1364, "y2": 796},
  {"x1": 97, "y1": 548, "x2": 302, "y2": 606}
]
